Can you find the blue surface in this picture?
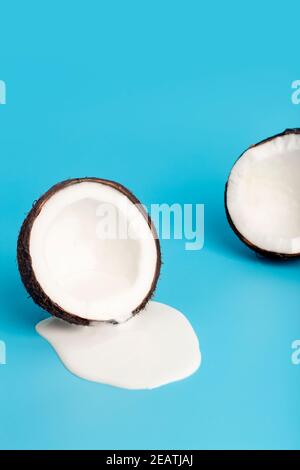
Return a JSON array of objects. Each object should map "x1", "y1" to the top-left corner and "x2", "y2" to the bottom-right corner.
[{"x1": 1, "y1": 0, "x2": 300, "y2": 450}]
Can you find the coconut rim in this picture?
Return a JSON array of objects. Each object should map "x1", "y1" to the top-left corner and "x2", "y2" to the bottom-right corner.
[
  {"x1": 224, "y1": 128, "x2": 300, "y2": 259},
  {"x1": 17, "y1": 177, "x2": 162, "y2": 325}
]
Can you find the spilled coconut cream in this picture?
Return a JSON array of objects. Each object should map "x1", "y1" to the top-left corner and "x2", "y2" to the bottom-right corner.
[{"x1": 36, "y1": 301, "x2": 201, "y2": 390}]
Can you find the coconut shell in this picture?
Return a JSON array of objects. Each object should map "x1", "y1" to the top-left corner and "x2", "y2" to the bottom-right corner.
[
  {"x1": 225, "y1": 128, "x2": 300, "y2": 259},
  {"x1": 17, "y1": 177, "x2": 161, "y2": 325}
]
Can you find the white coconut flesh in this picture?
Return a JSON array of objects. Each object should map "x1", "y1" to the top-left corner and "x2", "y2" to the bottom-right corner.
[
  {"x1": 226, "y1": 132, "x2": 300, "y2": 255},
  {"x1": 29, "y1": 182, "x2": 158, "y2": 322}
]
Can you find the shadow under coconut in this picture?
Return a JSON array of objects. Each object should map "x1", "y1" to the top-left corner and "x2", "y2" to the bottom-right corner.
[{"x1": 254, "y1": 252, "x2": 300, "y2": 267}]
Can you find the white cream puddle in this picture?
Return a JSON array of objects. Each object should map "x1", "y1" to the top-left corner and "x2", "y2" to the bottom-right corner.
[{"x1": 36, "y1": 301, "x2": 201, "y2": 390}]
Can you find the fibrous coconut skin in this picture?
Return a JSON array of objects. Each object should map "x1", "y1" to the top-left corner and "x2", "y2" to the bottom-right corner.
[
  {"x1": 225, "y1": 129, "x2": 300, "y2": 259},
  {"x1": 17, "y1": 177, "x2": 161, "y2": 326}
]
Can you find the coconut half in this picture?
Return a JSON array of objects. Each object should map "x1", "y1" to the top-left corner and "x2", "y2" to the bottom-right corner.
[
  {"x1": 225, "y1": 128, "x2": 300, "y2": 258},
  {"x1": 18, "y1": 178, "x2": 161, "y2": 325}
]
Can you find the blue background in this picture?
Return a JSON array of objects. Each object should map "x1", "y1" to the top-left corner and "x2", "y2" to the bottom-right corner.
[{"x1": 0, "y1": 0, "x2": 300, "y2": 450}]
